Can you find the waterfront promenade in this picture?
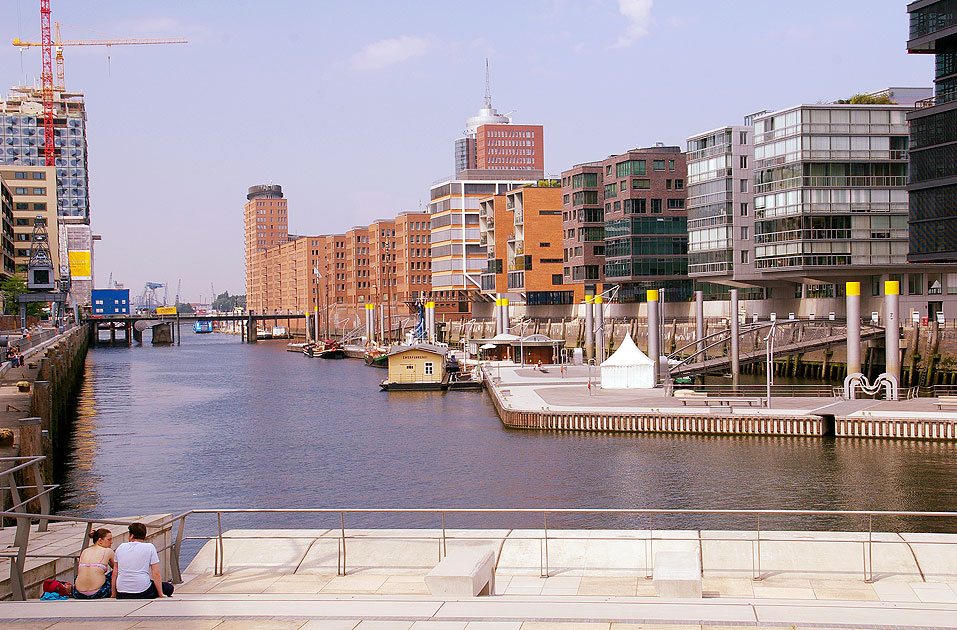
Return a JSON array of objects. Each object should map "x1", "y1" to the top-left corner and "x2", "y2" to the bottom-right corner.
[
  {"x1": 6, "y1": 520, "x2": 957, "y2": 627},
  {"x1": 484, "y1": 363, "x2": 957, "y2": 438}
]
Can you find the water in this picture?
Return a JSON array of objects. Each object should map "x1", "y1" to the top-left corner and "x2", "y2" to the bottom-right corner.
[{"x1": 57, "y1": 332, "x2": 957, "y2": 557}]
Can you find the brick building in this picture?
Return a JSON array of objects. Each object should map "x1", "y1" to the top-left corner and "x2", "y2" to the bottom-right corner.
[{"x1": 244, "y1": 185, "x2": 289, "y2": 313}]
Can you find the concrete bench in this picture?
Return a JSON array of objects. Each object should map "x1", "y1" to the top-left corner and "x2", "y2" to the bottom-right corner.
[
  {"x1": 935, "y1": 395, "x2": 957, "y2": 409},
  {"x1": 425, "y1": 548, "x2": 496, "y2": 597},
  {"x1": 653, "y1": 550, "x2": 702, "y2": 598},
  {"x1": 675, "y1": 390, "x2": 706, "y2": 404},
  {"x1": 704, "y1": 397, "x2": 764, "y2": 408}
]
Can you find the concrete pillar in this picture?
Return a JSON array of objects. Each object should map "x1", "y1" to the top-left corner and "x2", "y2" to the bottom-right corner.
[
  {"x1": 584, "y1": 295, "x2": 594, "y2": 361},
  {"x1": 884, "y1": 280, "x2": 900, "y2": 379},
  {"x1": 846, "y1": 281, "x2": 862, "y2": 376},
  {"x1": 366, "y1": 304, "x2": 375, "y2": 344},
  {"x1": 426, "y1": 301, "x2": 436, "y2": 343},
  {"x1": 594, "y1": 296, "x2": 605, "y2": 363},
  {"x1": 495, "y1": 295, "x2": 502, "y2": 336},
  {"x1": 502, "y1": 298, "x2": 510, "y2": 334},
  {"x1": 730, "y1": 289, "x2": 740, "y2": 385},
  {"x1": 647, "y1": 289, "x2": 660, "y2": 385},
  {"x1": 695, "y1": 290, "x2": 705, "y2": 357}
]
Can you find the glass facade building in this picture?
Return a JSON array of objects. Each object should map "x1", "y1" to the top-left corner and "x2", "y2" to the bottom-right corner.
[{"x1": 907, "y1": 0, "x2": 957, "y2": 261}]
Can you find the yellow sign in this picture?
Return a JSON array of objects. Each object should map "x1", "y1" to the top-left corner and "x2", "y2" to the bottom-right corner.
[
  {"x1": 68, "y1": 250, "x2": 91, "y2": 280},
  {"x1": 156, "y1": 306, "x2": 177, "y2": 315}
]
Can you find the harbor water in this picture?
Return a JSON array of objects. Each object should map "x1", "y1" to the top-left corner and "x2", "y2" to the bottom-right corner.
[{"x1": 57, "y1": 332, "x2": 957, "y2": 557}]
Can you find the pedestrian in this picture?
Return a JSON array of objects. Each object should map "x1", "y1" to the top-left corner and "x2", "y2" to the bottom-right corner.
[{"x1": 112, "y1": 523, "x2": 173, "y2": 599}]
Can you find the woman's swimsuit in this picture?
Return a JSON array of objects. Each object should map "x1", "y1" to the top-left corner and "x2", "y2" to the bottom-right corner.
[{"x1": 74, "y1": 550, "x2": 112, "y2": 598}]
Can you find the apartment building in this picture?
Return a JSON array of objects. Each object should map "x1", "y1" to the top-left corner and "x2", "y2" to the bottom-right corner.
[
  {"x1": 479, "y1": 181, "x2": 568, "y2": 304},
  {"x1": 907, "y1": 0, "x2": 957, "y2": 262},
  {"x1": 428, "y1": 169, "x2": 541, "y2": 319},
  {"x1": 394, "y1": 211, "x2": 431, "y2": 304},
  {"x1": 0, "y1": 180, "x2": 17, "y2": 279},
  {"x1": 0, "y1": 166, "x2": 59, "y2": 276},
  {"x1": 244, "y1": 184, "x2": 289, "y2": 313}
]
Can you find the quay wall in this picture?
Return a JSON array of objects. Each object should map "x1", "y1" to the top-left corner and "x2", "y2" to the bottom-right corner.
[{"x1": 27, "y1": 325, "x2": 89, "y2": 482}]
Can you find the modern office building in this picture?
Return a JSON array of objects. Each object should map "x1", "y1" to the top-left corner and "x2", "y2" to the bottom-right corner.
[
  {"x1": 478, "y1": 181, "x2": 568, "y2": 304},
  {"x1": 686, "y1": 125, "x2": 755, "y2": 285},
  {"x1": 244, "y1": 184, "x2": 289, "y2": 313},
  {"x1": 453, "y1": 84, "x2": 544, "y2": 175},
  {"x1": 428, "y1": 169, "x2": 541, "y2": 319},
  {"x1": 907, "y1": 0, "x2": 957, "y2": 262},
  {"x1": 601, "y1": 147, "x2": 690, "y2": 303},
  {"x1": 1, "y1": 87, "x2": 94, "y2": 305},
  {"x1": 560, "y1": 162, "x2": 605, "y2": 294},
  {"x1": 0, "y1": 166, "x2": 59, "y2": 277}
]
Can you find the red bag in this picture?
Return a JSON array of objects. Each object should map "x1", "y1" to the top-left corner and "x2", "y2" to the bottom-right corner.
[{"x1": 42, "y1": 579, "x2": 73, "y2": 596}]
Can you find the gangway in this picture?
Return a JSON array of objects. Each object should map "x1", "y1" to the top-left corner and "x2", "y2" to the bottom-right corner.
[{"x1": 668, "y1": 320, "x2": 885, "y2": 379}]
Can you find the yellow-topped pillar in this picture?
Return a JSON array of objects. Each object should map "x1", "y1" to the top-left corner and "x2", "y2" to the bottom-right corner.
[
  {"x1": 584, "y1": 294, "x2": 595, "y2": 361},
  {"x1": 647, "y1": 289, "x2": 660, "y2": 385},
  {"x1": 846, "y1": 281, "x2": 862, "y2": 376},
  {"x1": 884, "y1": 280, "x2": 900, "y2": 380}
]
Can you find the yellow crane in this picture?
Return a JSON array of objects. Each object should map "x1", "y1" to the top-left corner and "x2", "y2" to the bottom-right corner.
[{"x1": 12, "y1": 22, "x2": 187, "y2": 91}]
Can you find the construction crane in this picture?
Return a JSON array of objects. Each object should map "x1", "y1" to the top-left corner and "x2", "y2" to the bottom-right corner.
[
  {"x1": 13, "y1": 2, "x2": 187, "y2": 165},
  {"x1": 13, "y1": 23, "x2": 188, "y2": 91},
  {"x1": 175, "y1": 279, "x2": 182, "y2": 305}
]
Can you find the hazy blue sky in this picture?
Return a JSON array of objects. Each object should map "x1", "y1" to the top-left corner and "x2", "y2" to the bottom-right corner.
[{"x1": 0, "y1": 0, "x2": 931, "y2": 302}]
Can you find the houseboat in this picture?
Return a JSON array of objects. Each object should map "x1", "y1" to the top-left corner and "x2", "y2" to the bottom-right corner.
[{"x1": 380, "y1": 343, "x2": 448, "y2": 391}]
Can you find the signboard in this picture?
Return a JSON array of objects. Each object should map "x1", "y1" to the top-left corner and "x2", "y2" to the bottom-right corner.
[
  {"x1": 68, "y1": 250, "x2": 92, "y2": 280},
  {"x1": 156, "y1": 306, "x2": 177, "y2": 315}
]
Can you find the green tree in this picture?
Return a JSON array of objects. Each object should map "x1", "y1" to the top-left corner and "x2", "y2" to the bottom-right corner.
[
  {"x1": 211, "y1": 291, "x2": 246, "y2": 312},
  {"x1": 835, "y1": 93, "x2": 894, "y2": 104},
  {"x1": 0, "y1": 273, "x2": 45, "y2": 316},
  {"x1": 175, "y1": 302, "x2": 194, "y2": 314}
]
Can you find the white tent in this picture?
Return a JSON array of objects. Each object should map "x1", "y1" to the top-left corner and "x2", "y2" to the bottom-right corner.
[{"x1": 600, "y1": 332, "x2": 655, "y2": 389}]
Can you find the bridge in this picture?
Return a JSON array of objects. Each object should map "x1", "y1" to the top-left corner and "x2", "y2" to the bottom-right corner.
[
  {"x1": 668, "y1": 320, "x2": 885, "y2": 378},
  {"x1": 88, "y1": 312, "x2": 309, "y2": 346}
]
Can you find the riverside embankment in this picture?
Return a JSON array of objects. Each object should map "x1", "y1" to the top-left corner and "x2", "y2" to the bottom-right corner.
[{"x1": 0, "y1": 324, "x2": 88, "y2": 489}]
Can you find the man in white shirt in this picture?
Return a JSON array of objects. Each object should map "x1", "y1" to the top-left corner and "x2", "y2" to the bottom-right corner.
[{"x1": 112, "y1": 522, "x2": 173, "y2": 598}]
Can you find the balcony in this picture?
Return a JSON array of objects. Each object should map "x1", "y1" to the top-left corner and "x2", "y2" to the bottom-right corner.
[{"x1": 507, "y1": 271, "x2": 524, "y2": 290}]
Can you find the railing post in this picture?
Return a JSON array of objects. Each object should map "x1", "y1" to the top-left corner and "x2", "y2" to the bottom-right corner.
[
  {"x1": 10, "y1": 516, "x2": 30, "y2": 600},
  {"x1": 170, "y1": 515, "x2": 186, "y2": 583},
  {"x1": 215, "y1": 513, "x2": 224, "y2": 576},
  {"x1": 540, "y1": 511, "x2": 549, "y2": 578},
  {"x1": 440, "y1": 511, "x2": 447, "y2": 560},
  {"x1": 865, "y1": 514, "x2": 874, "y2": 583},
  {"x1": 753, "y1": 513, "x2": 762, "y2": 581},
  {"x1": 645, "y1": 513, "x2": 653, "y2": 579},
  {"x1": 32, "y1": 460, "x2": 49, "y2": 532},
  {"x1": 339, "y1": 512, "x2": 347, "y2": 576}
]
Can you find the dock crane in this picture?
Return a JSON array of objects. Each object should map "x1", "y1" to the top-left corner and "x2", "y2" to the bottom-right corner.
[{"x1": 13, "y1": 1, "x2": 187, "y2": 166}]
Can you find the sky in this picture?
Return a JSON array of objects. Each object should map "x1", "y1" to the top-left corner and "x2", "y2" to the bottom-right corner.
[{"x1": 0, "y1": 0, "x2": 932, "y2": 303}]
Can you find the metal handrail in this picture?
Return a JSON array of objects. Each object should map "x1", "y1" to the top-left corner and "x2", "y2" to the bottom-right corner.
[{"x1": 9, "y1": 505, "x2": 957, "y2": 599}]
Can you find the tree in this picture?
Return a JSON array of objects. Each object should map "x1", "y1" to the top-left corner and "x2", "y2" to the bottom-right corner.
[
  {"x1": 0, "y1": 273, "x2": 45, "y2": 316},
  {"x1": 211, "y1": 291, "x2": 246, "y2": 312},
  {"x1": 175, "y1": 302, "x2": 194, "y2": 314},
  {"x1": 835, "y1": 93, "x2": 894, "y2": 105}
]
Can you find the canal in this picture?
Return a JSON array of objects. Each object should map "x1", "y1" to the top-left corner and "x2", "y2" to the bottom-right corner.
[{"x1": 56, "y1": 331, "x2": 957, "y2": 555}]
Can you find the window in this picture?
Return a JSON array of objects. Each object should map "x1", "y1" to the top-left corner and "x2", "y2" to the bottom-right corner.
[
  {"x1": 739, "y1": 131, "x2": 748, "y2": 144},
  {"x1": 651, "y1": 199, "x2": 662, "y2": 213},
  {"x1": 603, "y1": 183, "x2": 618, "y2": 198},
  {"x1": 675, "y1": 179, "x2": 684, "y2": 190},
  {"x1": 605, "y1": 165, "x2": 612, "y2": 176},
  {"x1": 616, "y1": 160, "x2": 646, "y2": 177},
  {"x1": 14, "y1": 172, "x2": 26, "y2": 180},
  {"x1": 667, "y1": 198, "x2": 684, "y2": 209},
  {"x1": 666, "y1": 179, "x2": 672, "y2": 190},
  {"x1": 908, "y1": 273, "x2": 923, "y2": 296},
  {"x1": 739, "y1": 179, "x2": 748, "y2": 192},
  {"x1": 31, "y1": 171, "x2": 44, "y2": 180},
  {"x1": 741, "y1": 226, "x2": 749, "y2": 240},
  {"x1": 653, "y1": 160, "x2": 665, "y2": 171},
  {"x1": 539, "y1": 242, "x2": 550, "y2": 248},
  {"x1": 633, "y1": 179, "x2": 651, "y2": 189},
  {"x1": 740, "y1": 203, "x2": 748, "y2": 216},
  {"x1": 668, "y1": 160, "x2": 675, "y2": 171},
  {"x1": 424, "y1": 361, "x2": 434, "y2": 375},
  {"x1": 740, "y1": 155, "x2": 748, "y2": 169},
  {"x1": 741, "y1": 250, "x2": 749, "y2": 263},
  {"x1": 552, "y1": 274, "x2": 563, "y2": 285}
]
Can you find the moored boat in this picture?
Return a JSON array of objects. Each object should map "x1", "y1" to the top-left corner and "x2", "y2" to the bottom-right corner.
[{"x1": 193, "y1": 320, "x2": 213, "y2": 334}]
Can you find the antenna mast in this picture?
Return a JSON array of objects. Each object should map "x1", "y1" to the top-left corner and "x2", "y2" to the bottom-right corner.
[{"x1": 484, "y1": 58, "x2": 491, "y2": 108}]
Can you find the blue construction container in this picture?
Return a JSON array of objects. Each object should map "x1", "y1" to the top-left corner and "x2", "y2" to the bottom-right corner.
[{"x1": 91, "y1": 288, "x2": 131, "y2": 316}]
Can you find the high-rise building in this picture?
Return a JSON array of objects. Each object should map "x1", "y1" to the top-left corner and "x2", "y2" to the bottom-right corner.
[
  {"x1": 0, "y1": 180, "x2": 18, "y2": 279},
  {"x1": 244, "y1": 184, "x2": 289, "y2": 313},
  {"x1": 907, "y1": 0, "x2": 957, "y2": 262},
  {"x1": 1, "y1": 87, "x2": 93, "y2": 305}
]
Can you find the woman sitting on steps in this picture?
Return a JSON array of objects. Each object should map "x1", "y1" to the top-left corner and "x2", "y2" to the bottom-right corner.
[{"x1": 73, "y1": 528, "x2": 114, "y2": 599}]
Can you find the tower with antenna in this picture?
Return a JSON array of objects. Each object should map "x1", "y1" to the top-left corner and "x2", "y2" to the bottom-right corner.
[{"x1": 453, "y1": 58, "x2": 545, "y2": 175}]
